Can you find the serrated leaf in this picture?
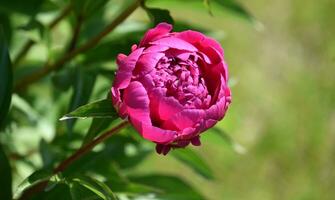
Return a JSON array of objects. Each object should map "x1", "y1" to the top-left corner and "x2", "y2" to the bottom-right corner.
[
  {"x1": 60, "y1": 99, "x2": 118, "y2": 120},
  {"x1": 0, "y1": 26, "x2": 13, "y2": 129},
  {"x1": 0, "y1": 144, "x2": 12, "y2": 200},
  {"x1": 171, "y1": 148, "x2": 214, "y2": 180},
  {"x1": 71, "y1": 175, "x2": 117, "y2": 200}
]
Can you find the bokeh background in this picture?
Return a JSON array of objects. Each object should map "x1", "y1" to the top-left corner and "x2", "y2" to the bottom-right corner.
[{"x1": 1, "y1": 0, "x2": 334, "y2": 199}]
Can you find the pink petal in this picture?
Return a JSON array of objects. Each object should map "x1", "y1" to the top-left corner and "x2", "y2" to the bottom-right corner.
[
  {"x1": 177, "y1": 30, "x2": 224, "y2": 56},
  {"x1": 149, "y1": 88, "x2": 184, "y2": 123},
  {"x1": 140, "y1": 23, "x2": 172, "y2": 47},
  {"x1": 123, "y1": 81, "x2": 176, "y2": 144},
  {"x1": 150, "y1": 37, "x2": 198, "y2": 52},
  {"x1": 113, "y1": 48, "x2": 144, "y2": 90},
  {"x1": 134, "y1": 52, "x2": 165, "y2": 76},
  {"x1": 163, "y1": 109, "x2": 205, "y2": 131}
]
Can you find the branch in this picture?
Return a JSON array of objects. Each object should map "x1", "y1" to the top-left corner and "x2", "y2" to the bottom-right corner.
[
  {"x1": 12, "y1": 5, "x2": 72, "y2": 68},
  {"x1": 18, "y1": 121, "x2": 129, "y2": 200},
  {"x1": 14, "y1": 0, "x2": 143, "y2": 92}
]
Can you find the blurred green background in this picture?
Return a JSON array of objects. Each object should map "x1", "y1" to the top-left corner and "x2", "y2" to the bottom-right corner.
[
  {"x1": 1, "y1": 0, "x2": 335, "y2": 199},
  {"x1": 138, "y1": 0, "x2": 335, "y2": 199}
]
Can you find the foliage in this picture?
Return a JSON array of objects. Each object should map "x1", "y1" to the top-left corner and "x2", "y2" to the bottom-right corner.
[{"x1": 0, "y1": 0, "x2": 252, "y2": 199}]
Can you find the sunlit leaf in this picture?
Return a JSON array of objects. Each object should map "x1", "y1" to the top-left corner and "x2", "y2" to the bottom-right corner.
[
  {"x1": 60, "y1": 99, "x2": 118, "y2": 120},
  {"x1": 0, "y1": 26, "x2": 12, "y2": 129},
  {"x1": 171, "y1": 148, "x2": 214, "y2": 180},
  {"x1": 0, "y1": 145, "x2": 12, "y2": 200}
]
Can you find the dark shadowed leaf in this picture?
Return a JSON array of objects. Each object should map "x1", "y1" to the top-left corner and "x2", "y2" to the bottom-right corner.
[
  {"x1": 207, "y1": 0, "x2": 254, "y2": 22},
  {"x1": 0, "y1": 0, "x2": 45, "y2": 16},
  {"x1": 60, "y1": 99, "x2": 118, "y2": 120},
  {"x1": 82, "y1": 118, "x2": 111, "y2": 145},
  {"x1": 171, "y1": 148, "x2": 214, "y2": 180},
  {"x1": 70, "y1": 181, "x2": 102, "y2": 200},
  {"x1": 71, "y1": 0, "x2": 108, "y2": 18},
  {"x1": 65, "y1": 135, "x2": 151, "y2": 176},
  {"x1": 39, "y1": 139, "x2": 59, "y2": 169},
  {"x1": 0, "y1": 26, "x2": 12, "y2": 129},
  {"x1": 130, "y1": 175, "x2": 205, "y2": 200},
  {"x1": 0, "y1": 145, "x2": 12, "y2": 200},
  {"x1": 15, "y1": 169, "x2": 52, "y2": 199},
  {"x1": 144, "y1": 7, "x2": 174, "y2": 26},
  {"x1": 30, "y1": 183, "x2": 72, "y2": 200},
  {"x1": 70, "y1": 175, "x2": 117, "y2": 200},
  {"x1": 83, "y1": 30, "x2": 144, "y2": 64},
  {"x1": 67, "y1": 67, "x2": 96, "y2": 133}
]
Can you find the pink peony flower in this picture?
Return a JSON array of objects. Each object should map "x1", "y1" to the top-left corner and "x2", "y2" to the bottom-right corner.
[{"x1": 111, "y1": 23, "x2": 231, "y2": 155}]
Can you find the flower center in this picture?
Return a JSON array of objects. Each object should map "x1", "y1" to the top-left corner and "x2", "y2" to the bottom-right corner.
[{"x1": 153, "y1": 56, "x2": 211, "y2": 109}]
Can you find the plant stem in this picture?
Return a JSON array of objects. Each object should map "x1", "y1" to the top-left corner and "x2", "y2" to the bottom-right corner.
[
  {"x1": 14, "y1": 0, "x2": 143, "y2": 92},
  {"x1": 18, "y1": 121, "x2": 129, "y2": 200},
  {"x1": 53, "y1": 121, "x2": 129, "y2": 173},
  {"x1": 12, "y1": 5, "x2": 72, "y2": 68}
]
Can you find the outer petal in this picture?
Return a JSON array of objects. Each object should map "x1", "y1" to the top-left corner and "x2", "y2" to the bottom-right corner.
[
  {"x1": 139, "y1": 23, "x2": 172, "y2": 47},
  {"x1": 113, "y1": 48, "x2": 144, "y2": 90},
  {"x1": 177, "y1": 30, "x2": 224, "y2": 57},
  {"x1": 205, "y1": 84, "x2": 231, "y2": 123},
  {"x1": 162, "y1": 109, "x2": 205, "y2": 131},
  {"x1": 150, "y1": 37, "x2": 198, "y2": 52},
  {"x1": 123, "y1": 81, "x2": 176, "y2": 144}
]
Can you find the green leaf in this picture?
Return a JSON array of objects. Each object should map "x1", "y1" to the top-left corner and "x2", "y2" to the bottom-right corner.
[
  {"x1": 208, "y1": 0, "x2": 254, "y2": 22},
  {"x1": 141, "y1": 1, "x2": 174, "y2": 26},
  {"x1": 67, "y1": 67, "x2": 96, "y2": 132},
  {"x1": 0, "y1": 26, "x2": 13, "y2": 130},
  {"x1": 83, "y1": 30, "x2": 144, "y2": 64},
  {"x1": 70, "y1": 181, "x2": 102, "y2": 200},
  {"x1": 82, "y1": 118, "x2": 111, "y2": 145},
  {"x1": 130, "y1": 175, "x2": 205, "y2": 200},
  {"x1": 60, "y1": 99, "x2": 118, "y2": 120},
  {"x1": 31, "y1": 183, "x2": 72, "y2": 200},
  {"x1": 65, "y1": 135, "x2": 150, "y2": 176},
  {"x1": 71, "y1": 175, "x2": 117, "y2": 200},
  {"x1": 145, "y1": 7, "x2": 174, "y2": 26},
  {"x1": 15, "y1": 169, "x2": 53, "y2": 199},
  {"x1": 0, "y1": 144, "x2": 12, "y2": 200},
  {"x1": 211, "y1": 127, "x2": 247, "y2": 154},
  {"x1": 71, "y1": 0, "x2": 109, "y2": 18},
  {"x1": 0, "y1": 0, "x2": 45, "y2": 16},
  {"x1": 171, "y1": 148, "x2": 214, "y2": 180}
]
